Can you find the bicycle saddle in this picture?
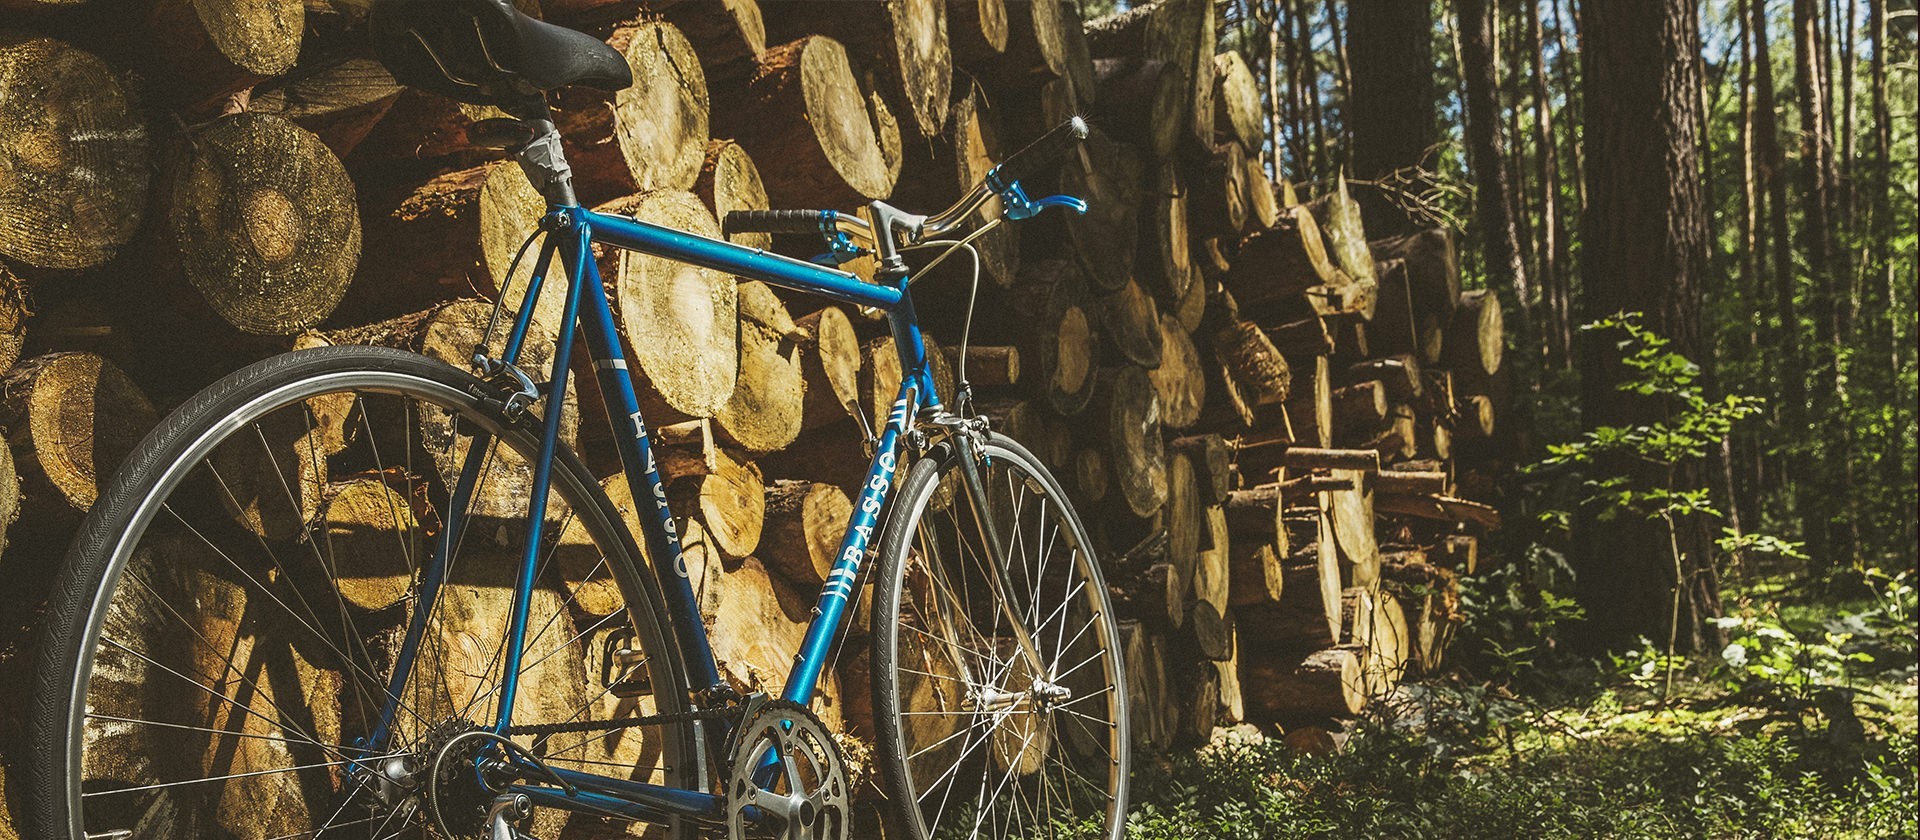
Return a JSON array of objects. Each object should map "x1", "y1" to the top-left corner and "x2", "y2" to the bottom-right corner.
[{"x1": 370, "y1": 0, "x2": 631, "y2": 114}]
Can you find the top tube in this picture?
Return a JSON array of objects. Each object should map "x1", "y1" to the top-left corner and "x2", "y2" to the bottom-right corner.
[{"x1": 571, "y1": 205, "x2": 905, "y2": 314}]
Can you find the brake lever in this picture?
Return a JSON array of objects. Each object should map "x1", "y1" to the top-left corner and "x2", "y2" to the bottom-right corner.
[{"x1": 997, "y1": 180, "x2": 1089, "y2": 221}]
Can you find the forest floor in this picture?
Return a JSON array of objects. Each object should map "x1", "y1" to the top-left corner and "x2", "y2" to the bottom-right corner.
[{"x1": 1090, "y1": 573, "x2": 1920, "y2": 839}]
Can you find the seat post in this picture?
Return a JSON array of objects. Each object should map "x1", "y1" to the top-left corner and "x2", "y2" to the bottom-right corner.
[{"x1": 512, "y1": 103, "x2": 579, "y2": 207}]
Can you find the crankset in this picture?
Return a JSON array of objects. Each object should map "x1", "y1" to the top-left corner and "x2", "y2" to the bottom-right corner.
[{"x1": 723, "y1": 699, "x2": 851, "y2": 840}]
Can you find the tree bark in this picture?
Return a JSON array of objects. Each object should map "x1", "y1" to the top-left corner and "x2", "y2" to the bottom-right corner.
[
  {"x1": 1346, "y1": 0, "x2": 1437, "y2": 237},
  {"x1": 1576, "y1": 0, "x2": 1723, "y2": 653},
  {"x1": 1455, "y1": 0, "x2": 1534, "y2": 350}
]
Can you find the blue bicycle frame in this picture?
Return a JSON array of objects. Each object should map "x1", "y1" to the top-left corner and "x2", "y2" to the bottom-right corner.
[{"x1": 370, "y1": 201, "x2": 941, "y2": 827}]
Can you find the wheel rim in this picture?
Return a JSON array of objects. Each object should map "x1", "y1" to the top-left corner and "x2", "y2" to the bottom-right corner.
[
  {"x1": 884, "y1": 440, "x2": 1127, "y2": 840},
  {"x1": 54, "y1": 366, "x2": 688, "y2": 839}
]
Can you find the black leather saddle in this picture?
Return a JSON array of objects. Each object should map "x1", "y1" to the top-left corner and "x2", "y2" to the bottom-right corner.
[{"x1": 371, "y1": 0, "x2": 631, "y2": 114}]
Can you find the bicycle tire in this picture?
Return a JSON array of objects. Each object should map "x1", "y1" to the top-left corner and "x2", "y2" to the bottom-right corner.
[
  {"x1": 27, "y1": 346, "x2": 697, "y2": 839},
  {"x1": 869, "y1": 432, "x2": 1129, "y2": 839}
]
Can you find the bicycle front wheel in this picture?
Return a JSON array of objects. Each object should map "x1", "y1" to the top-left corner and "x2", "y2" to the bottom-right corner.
[
  {"x1": 27, "y1": 346, "x2": 695, "y2": 839},
  {"x1": 870, "y1": 432, "x2": 1129, "y2": 840}
]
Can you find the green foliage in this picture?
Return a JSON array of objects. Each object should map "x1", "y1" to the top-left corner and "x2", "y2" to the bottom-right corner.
[{"x1": 1536, "y1": 313, "x2": 1764, "y2": 523}]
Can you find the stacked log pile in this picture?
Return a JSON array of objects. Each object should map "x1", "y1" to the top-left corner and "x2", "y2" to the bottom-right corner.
[{"x1": 0, "y1": 0, "x2": 1508, "y2": 824}]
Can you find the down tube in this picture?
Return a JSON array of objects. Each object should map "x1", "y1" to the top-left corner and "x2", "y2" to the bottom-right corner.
[{"x1": 782, "y1": 381, "x2": 921, "y2": 705}]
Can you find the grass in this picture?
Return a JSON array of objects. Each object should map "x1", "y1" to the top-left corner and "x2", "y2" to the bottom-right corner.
[
  {"x1": 1089, "y1": 674, "x2": 1917, "y2": 839},
  {"x1": 1061, "y1": 572, "x2": 1920, "y2": 839}
]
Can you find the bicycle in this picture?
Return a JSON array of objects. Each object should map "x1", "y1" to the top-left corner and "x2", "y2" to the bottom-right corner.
[{"x1": 26, "y1": 1, "x2": 1128, "y2": 838}]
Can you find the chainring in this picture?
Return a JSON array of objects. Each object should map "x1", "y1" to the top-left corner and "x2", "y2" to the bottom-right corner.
[{"x1": 723, "y1": 699, "x2": 851, "y2": 840}]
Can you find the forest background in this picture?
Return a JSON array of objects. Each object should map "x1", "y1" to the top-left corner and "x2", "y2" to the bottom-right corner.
[{"x1": 1083, "y1": 0, "x2": 1918, "y2": 835}]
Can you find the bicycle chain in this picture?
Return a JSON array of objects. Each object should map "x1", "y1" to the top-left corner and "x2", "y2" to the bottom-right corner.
[{"x1": 506, "y1": 705, "x2": 739, "y2": 738}]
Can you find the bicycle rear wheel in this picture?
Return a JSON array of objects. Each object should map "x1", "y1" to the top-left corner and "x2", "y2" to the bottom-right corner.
[
  {"x1": 27, "y1": 346, "x2": 695, "y2": 839},
  {"x1": 870, "y1": 432, "x2": 1129, "y2": 839}
]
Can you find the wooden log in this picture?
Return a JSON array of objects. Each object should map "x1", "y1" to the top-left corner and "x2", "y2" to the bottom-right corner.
[
  {"x1": 945, "y1": 344, "x2": 1021, "y2": 388},
  {"x1": 1331, "y1": 381, "x2": 1389, "y2": 428},
  {"x1": 1326, "y1": 468, "x2": 1379, "y2": 589},
  {"x1": 793, "y1": 306, "x2": 863, "y2": 433},
  {"x1": 711, "y1": 36, "x2": 900, "y2": 209},
  {"x1": 1242, "y1": 153, "x2": 1281, "y2": 233},
  {"x1": 1096, "y1": 276, "x2": 1164, "y2": 368},
  {"x1": 147, "y1": 0, "x2": 303, "y2": 111},
  {"x1": 1304, "y1": 174, "x2": 1375, "y2": 288},
  {"x1": 1191, "y1": 599, "x2": 1233, "y2": 662},
  {"x1": 547, "y1": 1, "x2": 767, "y2": 70},
  {"x1": 162, "y1": 112, "x2": 358, "y2": 335},
  {"x1": 993, "y1": 0, "x2": 1069, "y2": 85},
  {"x1": 1225, "y1": 205, "x2": 1339, "y2": 315},
  {"x1": 308, "y1": 471, "x2": 431, "y2": 611},
  {"x1": 1137, "y1": 159, "x2": 1193, "y2": 298},
  {"x1": 239, "y1": 57, "x2": 403, "y2": 160},
  {"x1": 1369, "y1": 227, "x2": 1461, "y2": 322},
  {"x1": 1063, "y1": 127, "x2": 1140, "y2": 293},
  {"x1": 547, "y1": 21, "x2": 709, "y2": 200},
  {"x1": 766, "y1": 0, "x2": 952, "y2": 141},
  {"x1": 1282, "y1": 354, "x2": 1332, "y2": 448},
  {"x1": 1072, "y1": 445, "x2": 1109, "y2": 504},
  {"x1": 1173, "y1": 257, "x2": 1210, "y2": 334},
  {"x1": 0, "y1": 352, "x2": 156, "y2": 528},
  {"x1": 1377, "y1": 470, "x2": 1449, "y2": 496},
  {"x1": 859, "y1": 334, "x2": 905, "y2": 437},
  {"x1": 1215, "y1": 630, "x2": 1245, "y2": 723},
  {"x1": 1194, "y1": 498, "x2": 1230, "y2": 591},
  {"x1": 1267, "y1": 316, "x2": 1335, "y2": 358},
  {"x1": 0, "y1": 264, "x2": 26, "y2": 373},
  {"x1": 1210, "y1": 50, "x2": 1262, "y2": 149},
  {"x1": 1163, "y1": 450, "x2": 1204, "y2": 612},
  {"x1": 1282, "y1": 447, "x2": 1381, "y2": 472},
  {"x1": 1375, "y1": 493, "x2": 1502, "y2": 531},
  {"x1": 1434, "y1": 534, "x2": 1479, "y2": 574},
  {"x1": 1187, "y1": 139, "x2": 1248, "y2": 238},
  {"x1": 1094, "y1": 0, "x2": 1219, "y2": 147},
  {"x1": 950, "y1": 0, "x2": 1010, "y2": 67},
  {"x1": 1093, "y1": 365, "x2": 1168, "y2": 519},
  {"x1": 759, "y1": 479, "x2": 852, "y2": 587},
  {"x1": 1120, "y1": 621, "x2": 1175, "y2": 750},
  {"x1": 1223, "y1": 483, "x2": 1284, "y2": 551},
  {"x1": 667, "y1": 446, "x2": 764, "y2": 560},
  {"x1": 1369, "y1": 257, "x2": 1447, "y2": 364},
  {"x1": 1214, "y1": 319, "x2": 1291, "y2": 426},
  {"x1": 1360, "y1": 408, "x2": 1420, "y2": 462},
  {"x1": 347, "y1": 161, "x2": 569, "y2": 331},
  {"x1": 1228, "y1": 541, "x2": 1284, "y2": 608},
  {"x1": 328, "y1": 300, "x2": 580, "y2": 520},
  {"x1": 1169, "y1": 433, "x2": 1232, "y2": 504},
  {"x1": 1015, "y1": 259, "x2": 1098, "y2": 416},
  {"x1": 695, "y1": 140, "x2": 775, "y2": 253},
  {"x1": 1457, "y1": 393, "x2": 1497, "y2": 439},
  {"x1": 599, "y1": 190, "x2": 739, "y2": 420},
  {"x1": 1238, "y1": 541, "x2": 1342, "y2": 653},
  {"x1": 1381, "y1": 553, "x2": 1460, "y2": 676},
  {"x1": 1445, "y1": 289, "x2": 1505, "y2": 380},
  {"x1": 713, "y1": 283, "x2": 806, "y2": 454},
  {"x1": 1094, "y1": 58, "x2": 1184, "y2": 160},
  {"x1": 1242, "y1": 646, "x2": 1367, "y2": 720},
  {"x1": 1348, "y1": 354, "x2": 1424, "y2": 403}
]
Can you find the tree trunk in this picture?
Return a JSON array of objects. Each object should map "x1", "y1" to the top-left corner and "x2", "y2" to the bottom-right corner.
[
  {"x1": 696, "y1": 140, "x2": 775, "y2": 253},
  {"x1": 763, "y1": 0, "x2": 952, "y2": 141},
  {"x1": 1346, "y1": 0, "x2": 1437, "y2": 237},
  {"x1": 0, "y1": 353, "x2": 158, "y2": 527},
  {"x1": 1150, "y1": 312, "x2": 1207, "y2": 430},
  {"x1": 1576, "y1": 0, "x2": 1723, "y2": 653},
  {"x1": 715, "y1": 282, "x2": 806, "y2": 454},
  {"x1": 1093, "y1": 365, "x2": 1168, "y2": 519},
  {"x1": 146, "y1": 0, "x2": 303, "y2": 112},
  {"x1": 759, "y1": 479, "x2": 852, "y2": 587},
  {"x1": 1455, "y1": 0, "x2": 1534, "y2": 346}
]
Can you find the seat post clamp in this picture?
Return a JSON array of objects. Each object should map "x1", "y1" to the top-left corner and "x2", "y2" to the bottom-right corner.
[{"x1": 514, "y1": 120, "x2": 577, "y2": 206}]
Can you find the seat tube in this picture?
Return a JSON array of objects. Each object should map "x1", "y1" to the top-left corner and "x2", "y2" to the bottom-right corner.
[{"x1": 493, "y1": 222, "x2": 593, "y2": 732}]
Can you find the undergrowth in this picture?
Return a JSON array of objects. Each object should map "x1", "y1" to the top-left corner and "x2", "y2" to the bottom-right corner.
[{"x1": 1060, "y1": 571, "x2": 1918, "y2": 839}]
